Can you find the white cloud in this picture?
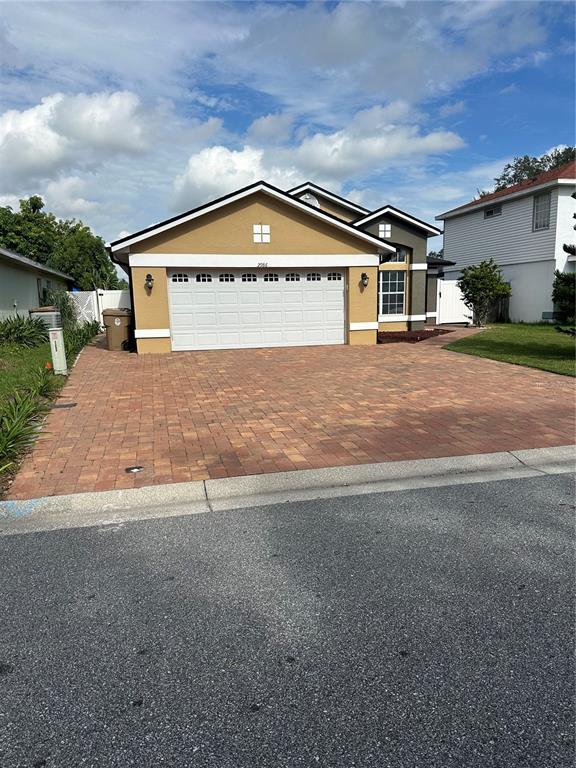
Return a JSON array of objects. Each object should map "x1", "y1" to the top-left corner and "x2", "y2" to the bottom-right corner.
[
  {"x1": 248, "y1": 113, "x2": 294, "y2": 143},
  {"x1": 0, "y1": 91, "x2": 151, "y2": 190},
  {"x1": 44, "y1": 177, "x2": 98, "y2": 217},
  {"x1": 439, "y1": 101, "x2": 467, "y2": 118}
]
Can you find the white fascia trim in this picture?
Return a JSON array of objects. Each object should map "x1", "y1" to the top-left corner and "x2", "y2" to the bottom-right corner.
[
  {"x1": 378, "y1": 314, "x2": 426, "y2": 322},
  {"x1": 349, "y1": 322, "x2": 378, "y2": 331},
  {"x1": 129, "y1": 254, "x2": 380, "y2": 268},
  {"x1": 111, "y1": 184, "x2": 395, "y2": 253},
  {"x1": 134, "y1": 328, "x2": 170, "y2": 339},
  {"x1": 288, "y1": 184, "x2": 368, "y2": 215},
  {"x1": 409, "y1": 263, "x2": 428, "y2": 271},
  {"x1": 426, "y1": 311, "x2": 438, "y2": 317},
  {"x1": 438, "y1": 179, "x2": 576, "y2": 221},
  {"x1": 354, "y1": 207, "x2": 442, "y2": 235}
]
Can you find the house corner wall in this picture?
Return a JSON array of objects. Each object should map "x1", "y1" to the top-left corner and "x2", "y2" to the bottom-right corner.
[
  {"x1": 347, "y1": 266, "x2": 378, "y2": 345},
  {"x1": 131, "y1": 266, "x2": 171, "y2": 354}
]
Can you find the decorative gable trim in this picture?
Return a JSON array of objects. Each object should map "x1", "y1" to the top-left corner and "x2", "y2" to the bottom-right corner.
[
  {"x1": 286, "y1": 182, "x2": 369, "y2": 216},
  {"x1": 353, "y1": 206, "x2": 442, "y2": 236}
]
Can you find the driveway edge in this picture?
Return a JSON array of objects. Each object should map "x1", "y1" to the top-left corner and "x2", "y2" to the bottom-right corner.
[{"x1": 1, "y1": 445, "x2": 573, "y2": 534}]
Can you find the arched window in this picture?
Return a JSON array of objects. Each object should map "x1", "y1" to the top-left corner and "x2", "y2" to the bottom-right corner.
[
  {"x1": 306, "y1": 272, "x2": 321, "y2": 281},
  {"x1": 285, "y1": 273, "x2": 300, "y2": 282},
  {"x1": 327, "y1": 272, "x2": 342, "y2": 281},
  {"x1": 196, "y1": 273, "x2": 212, "y2": 283},
  {"x1": 263, "y1": 273, "x2": 279, "y2": 282},
  {"x1": 171, "y1": 273, "x2": 189, "y2": 283},
  {"x1": 241, "y1": 273, "x2": 257, "y2": 282},
  {"x1": 219, "y1": 273, "x2": 235, "y2": 282}
]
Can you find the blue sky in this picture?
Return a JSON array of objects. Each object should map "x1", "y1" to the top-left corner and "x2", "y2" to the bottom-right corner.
[{"x1": 0, "y1": 0, "x2": 574, "y2": 254}]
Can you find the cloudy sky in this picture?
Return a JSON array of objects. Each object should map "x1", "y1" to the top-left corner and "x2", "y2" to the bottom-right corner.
[{"x1": 0, "y1": 0, "x2": 574, "y2": 252}]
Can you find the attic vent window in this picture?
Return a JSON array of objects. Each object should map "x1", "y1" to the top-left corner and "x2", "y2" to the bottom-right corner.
[
  {"x1": 253, "y1": 224, "x2": 271, "y2": 243},
  {"x1": 378, "y1": 223, "x2": 392, "y2": 238},
  {"x1": 484, "y1": 205, "x2": 502, "y2": 219}
]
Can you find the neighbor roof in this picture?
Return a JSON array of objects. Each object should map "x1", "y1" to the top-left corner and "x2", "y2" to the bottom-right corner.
[
  {"x1": 352, "y1": 205, "x2": 442, "y2": 236},
  {"x1": 438, "y1": 159, "x2": 576, "y2": 219},
  {"x1": 109, "y1": 180, "x2": 396, "y2": 254},
  {"x1": 0, "y1": 247, "x2": 74, "y2": 283},
  {"x1": 286, "y1": 182, "x2": 369, "y2": 216}
]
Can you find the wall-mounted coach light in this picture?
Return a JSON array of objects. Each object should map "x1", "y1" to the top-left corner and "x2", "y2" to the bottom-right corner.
[
  {"x1": 145, "y1": 273, "x2": 154, "y2": 290},
  {"x1": 361, "y1": 272, "x2": 370, "y2": 288}
]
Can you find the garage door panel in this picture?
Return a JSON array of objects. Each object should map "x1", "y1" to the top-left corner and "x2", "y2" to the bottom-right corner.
[{"x1": 168, "y1": 268, "x2": 345, "y2": 350}]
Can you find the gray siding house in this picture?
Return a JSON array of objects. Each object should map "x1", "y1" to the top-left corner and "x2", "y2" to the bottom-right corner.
[
  {"x1": 437, "y1": 160, "x2": 576, "y2": 322},
  {"x1": 0, "y1": 247, "x2": 74, "y2": 320}
]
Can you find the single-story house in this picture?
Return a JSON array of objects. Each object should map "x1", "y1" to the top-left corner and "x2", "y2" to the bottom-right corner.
[
  {"x1": 0, "y1": 247, "x2": 75, "y2": 320},
  {"x1": 109, "y1": 181, "x2": 442, "y2": 354}
]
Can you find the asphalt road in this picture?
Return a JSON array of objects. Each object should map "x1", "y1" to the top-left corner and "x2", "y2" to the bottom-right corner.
[{"x1": 0, "y1": 474, "x2": 573, "y2": 768}]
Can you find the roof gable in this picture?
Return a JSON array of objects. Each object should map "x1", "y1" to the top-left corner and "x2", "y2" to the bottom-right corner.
[
  {"x1": 110, "y1": 181, "x2": 394, "y2": 254},
  {"x1": 352, "y1": 205, "x2": 442, "y2": 236},
  {"x1": 0, "y1": 247, "x2": 75, "y2": 282},
  {"x1": 438, "y1": 159, "x2": 576, "y2": 219},
  {"x1": 286, "y1": 182, "x2": 369, "y2": 216}
]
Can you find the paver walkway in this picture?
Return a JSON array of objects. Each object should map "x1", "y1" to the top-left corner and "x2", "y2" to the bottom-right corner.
[{"x1": 8, "y1": 332, "x2": 575, "y2": 499}]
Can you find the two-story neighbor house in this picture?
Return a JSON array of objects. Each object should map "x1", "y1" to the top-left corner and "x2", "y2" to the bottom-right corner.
[
  {"x1": 437, "y1": 160, "x2": 576, "y2": 322},
  {"x1": 110, "y1": 181, "x2": 441, "y2": 353}
]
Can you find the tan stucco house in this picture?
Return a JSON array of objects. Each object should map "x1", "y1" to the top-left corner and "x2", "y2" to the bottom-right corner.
[
  {"x1": 0, "y1": 247, "x2": 74, "y2": 320},
  {"x1": 109, "y1": 181, "x2": 441, "y2": 354}
]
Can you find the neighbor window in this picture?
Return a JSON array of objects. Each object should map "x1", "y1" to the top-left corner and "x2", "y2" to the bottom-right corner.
[
  {"x1": 253, "y1": 224, "x2": 271, "y2": 243},
  {"x1": 484, "y1": 205, "x2": 502, "y2": 219},
  {"x1": 379, "y1": 271, "x2": 405, "y2": 315},
  {"x1": 378, "y1": 223, "x2": 392, "y2": 238},
  {"x1": 532, "y1": 192, "x2": 551, "y2": 231}
]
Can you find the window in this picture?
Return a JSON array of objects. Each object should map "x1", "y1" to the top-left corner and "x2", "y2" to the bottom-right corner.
[
  {"x1": 388, "y1": 247, "x2": 407, "y2": 263},
  {"x1": 219, "y1": 273, "x2": 235, "y2": 282},
  {"x1": 306, "y1": 272, "x2": 321, "y2": 281},
  {"x1": 253, "y1": 224, "x2": 271, "y2": 243},
  {"x1": 378, "y1": 223, "x2": 392, "y2": 238},
  {"x1": 196, "y1": 273, "x2": 212, "y2": 282},
  {"x1": 263, "y1": 273, "x2": 279, "y2": 282},
  {"x1": 379, "y1": 271, "x2": 405, "y2": 315},
  {"x1": 484, "y1": 205, "x2": 502, "y2": 219},
  {"x1": 285, "y1": 272, "x2": 300, "y2": 281},
  {"x1": 533, "y1": 192, "x2": 551, "y2": 231},
  {"x1": 241, "y1": 273, "x2": 257, "y2": 282},
  {"x1": 327, "y1": 272, "x2": 342, "y2": 281},
  {"x1": 171, "y1": 273, "x2": 189, "y2": 282}
]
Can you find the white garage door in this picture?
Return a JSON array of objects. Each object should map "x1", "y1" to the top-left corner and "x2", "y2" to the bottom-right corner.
[{"x1": 168, "y1": 268, "x2": 346, "y2": 351}]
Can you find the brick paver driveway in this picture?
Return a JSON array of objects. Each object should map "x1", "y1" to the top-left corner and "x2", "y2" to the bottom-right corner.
[{"x1": 8, "y1": 332, "x2": 575, "y2": 499}]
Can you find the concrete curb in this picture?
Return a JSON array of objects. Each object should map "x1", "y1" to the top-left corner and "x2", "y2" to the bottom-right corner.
[{"x1": 1, "y1": 445, "x2": 573, "y2": 534}]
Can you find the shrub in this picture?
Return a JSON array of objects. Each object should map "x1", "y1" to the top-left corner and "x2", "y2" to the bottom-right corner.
[
  {"x1": 457, "y1": 259, "x2": 512, "y2": 327},
  {"x1": 552, "y1": 270, "x2": 576, "y2": 324},
  {"x1": 44, "y1": 289, "x2": 78, "y2": 330},
  {"x1": 64, "y1": 320, "x2": 101, "y2": 365},
  {"x1": 0, "y1": 315, "x2": 49, "y2": 348},
  {"x1": 0, "y1": 391, "x2": 49, "y2": 471}
]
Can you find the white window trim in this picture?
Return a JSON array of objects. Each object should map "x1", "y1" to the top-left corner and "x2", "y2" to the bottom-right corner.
[
  {"x1": 130, "y1": 254, "x2": 379, "y2": 267},
  {"x1": 378, "y1": 223, "x2": 392, "y2": 238},
  {"x1": 532, "y1": 192, "x2": 551, "y2": 232},
  {"x1": 409, "y1": 263, "x2": 428, "y2": 271},
  {"x1": 377, "y1": 314, "x2": 427, "y2": 322},
  {"x1": 378, "y1": 270, "x2": 406, "y2": 316},
  {"x1": 253, "y1": 224, "x2": 271, "y2": 243},
  {"x1": 134, "y1": 328, "x2": 171, "y2": 339},
  {"x1": 426, "y1": 311, "x2": 438, "y2": 318}
]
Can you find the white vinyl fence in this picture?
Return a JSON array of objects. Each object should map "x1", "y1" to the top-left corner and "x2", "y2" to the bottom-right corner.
[
  {"x1": 436, "y1": 279, "x2": 471, "y2": 325},
  {"x1": 69, "y1": 290, "x2": 131, "y2": 326}
]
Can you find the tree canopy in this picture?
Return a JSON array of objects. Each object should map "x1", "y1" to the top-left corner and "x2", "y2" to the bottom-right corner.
[
  {"x1": 478, "y1": 147, "x2": 575, "y2": 197},
  {"x1": 0, "y1": 197, "x2": 126, "y2": 290}
]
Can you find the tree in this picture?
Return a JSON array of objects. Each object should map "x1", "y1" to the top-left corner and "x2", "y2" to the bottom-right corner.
[
  {"x1": 552, "y1": 271, "x2": 575, "y2": 324},
  {"x1": 427, "y1": 248, "x2": 444, "y2": 259},
  {"x1": 493, "y1": 147, "x2": 575, "y2": 191},
  {"x1": 0, "y1": 197, "x2": 122, "y2": 290},
  {"x1": 457, "y1": 259, "x2": 512, "y2": 326}
]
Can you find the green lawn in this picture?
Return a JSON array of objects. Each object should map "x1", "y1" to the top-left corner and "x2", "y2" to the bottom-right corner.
[
  {"x1": 445, "y1": 323, "x2": 576, "y2": 377},
  {"x1": 0, "y1": 343, "x2": 64, "y2": 400}
]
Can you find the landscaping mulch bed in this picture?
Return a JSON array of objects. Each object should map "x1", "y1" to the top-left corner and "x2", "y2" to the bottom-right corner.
[{"x1": 377, "y1": 328, "x2": 452, "y2": 344}]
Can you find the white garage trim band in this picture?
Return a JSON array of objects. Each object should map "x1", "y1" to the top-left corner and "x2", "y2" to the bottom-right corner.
[
  {"x1": 134, "y1": 329, "x2": 171, "y2": 339},
  {"x1": 130, "y1": 254, "x2": 380, "y2": 268}
]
